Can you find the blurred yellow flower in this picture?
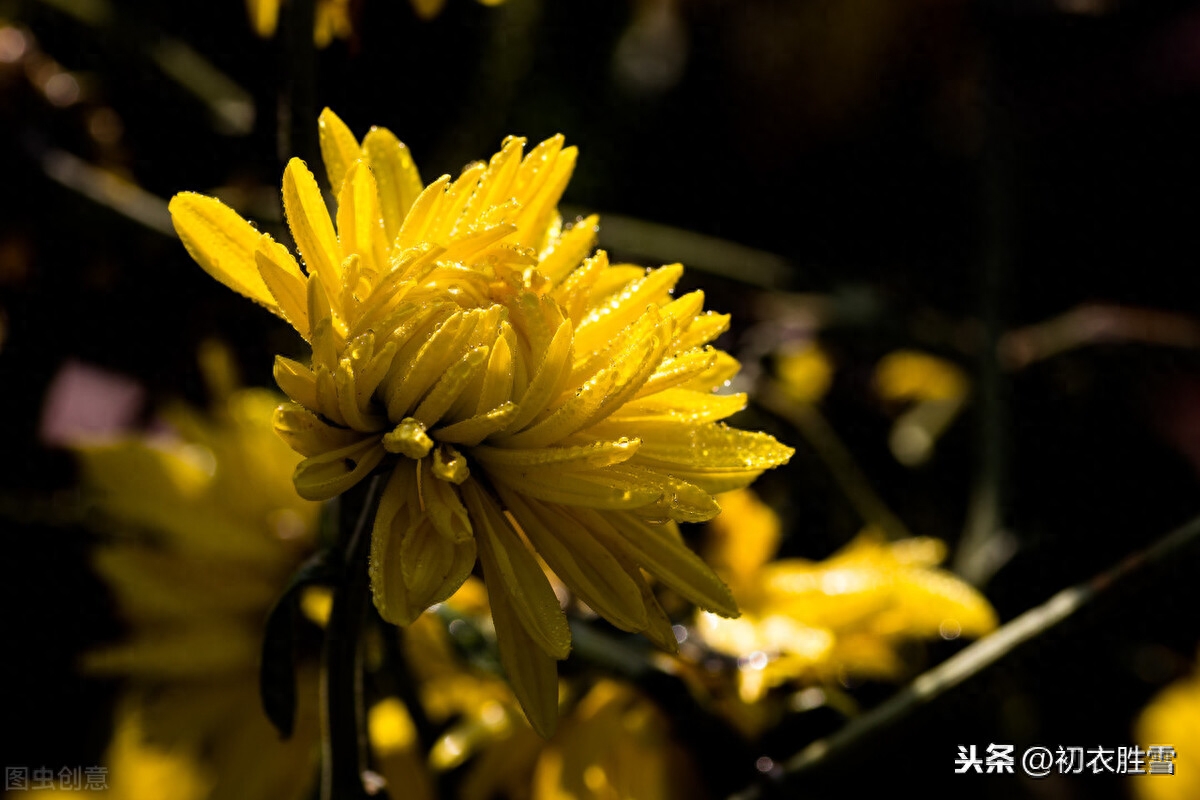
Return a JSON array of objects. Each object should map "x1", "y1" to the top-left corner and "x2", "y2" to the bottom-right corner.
[
  {"x1": 168, "y1": 109, "x2": 792, "y2": 734},
  {"x1": 531, "y1": 680, "x2": 700, "y2": 800},
  {"x1": 776, "y1": 342, "x2": 832, "y2": 405},
  {"x1": 699, "y1": 490, "x2": 997, "y2": 703},
  {"x1": 73, "y1": 365, "x2": 324, "y2": 800},
  {"x1": 246, "y1": 0, "x2": 506, "y2": 46},
  {"x1": 1133, "y1": 664, "x2": 1198, "y2": 800},
  {"x1": 874, "y1": 350, "x2": 968, "y2": 404},
  {"x1": 35, "y1": 702, "x2": 211, "y2": 800},
  {"x1": 873, "y1": 350, "x2": 969, "y2": 467}
]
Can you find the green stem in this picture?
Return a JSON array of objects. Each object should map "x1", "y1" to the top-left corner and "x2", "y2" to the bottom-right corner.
[{"x1": 320, "y1": 475, "x2": 384, "y2": 800}]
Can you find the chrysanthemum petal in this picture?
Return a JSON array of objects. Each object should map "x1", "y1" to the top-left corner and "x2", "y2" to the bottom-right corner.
[
  {"x1": 580, "y1": 508, "x2": 739, "y2": 618},
  {"x1": 677, "y1": 350, "x2": 741, "y2": 393},
  {"x1": 397, "y1": 175, "x2": 451, "y2": 251},
  {"x1": 486, "y1": 465, "x2": 660, "y2": 511},
  {"x1": 482, "y1": 562, "x2": 559, "y2": 738},
  {"x1": 573, "y1": 264, "x2": 683, "y2": 356},
  {"x1": 551, "y1": 250, "x2": 607, "y2": 325},
  {"x1": 462, "y1": 137, "x2": 524, "y2": 228},
  {"x1": 618, "y1": 423, "x2": 795, "y2": 494},
  {"x1": 168, "y1": 193, "x2": 279, "y2": 312},
  {"x1": 603, "y1": 465, "x2": 721, "y2": 523},
  {"x1": 274, "y1": 356, "x2": 319, "y2": 410},
  {"x1": 499, "y1": 488, "x2": 648, "y2": 633},
  {"x1": 337, "y1": 161, "x2": 388, "y2": 279},
  {"x1": 385, "y1": 310, "x2": 479, "y2": 419},
  {"x1": 274, "y1": 402, "x2": 364, "y2": 457},
  {"x1": 399, "y1": 518, "x2": 476, "y2": 610},
  {"x1": 501, "y1": 321, "x2": 665, "y2": 450},
  {"x1": 674, "y1": 310, "x2": 731, "y2": 352},
  {"x1": 433, "y1": 402, "x2": 518, "y2": 447},
  {"x1": 602, "y1": 544, "x2": 679, "y2": 653},
  {"x1": 255, "y1": 235, "x2": 310, "y2": 339},
  {"x1": 539, "y1": 214, "x2": 599, "y2": 287},
  {"x1": 473, "y1": 438, "x2": 640, "y2": 472},
  {"x1": 336, "y1": 358, "x2": 385, "y2": 432},
  {"x1": 318, "y1": 107, "x2": 361, "y2": 196},
  {"x1": 283, "y1": 158, "x2": 343, "y2": 313},
  {"x1": 440, "y1": 222, "x2": 518, "y2": 265},
  {"x1": 607, "y1": 389, "x2": 747, "y2": 424},
  {"x1": 355, "y1": 340, "x2": 397, "y2": 407},
  {"x1": 473, "y1": 330, "x2": 515, "y2": 416},
  {"x1": 314, "y1": 364, "x2": 344, "y2": 425},
  {"x1": 512, "y1": 135, "x2": 563, "y2": 206},
  {"x1": 636, "y1": 347, "x2": 737, "y2": 397},
  {"x1": 586, "y1": 264, "x2": 646, "y2": 303},
  {"x1": 462, "y1": 481, "x2": 571, "y2": 660},
  {"x1": 292, "y1": 437, "x2": 385, "y2": 501},
  {"x1": 420, "y1": 462, "x2": 472, "y2": 543},
  {"x1": 505, "y1": 320, "x2": 573, "y2": 432},
  {"x1": 430, "y1": 162, "x2": 487, "y2": 242},
  {"x1": 413, "y1": 346, "x2": 490, "y2": 427},
  {"x1": 515, "y1": 144, "x2": 576, "y2": 249},
  {"x1": 370, "y1": 466, "x2": 477, "y2": 625},
  {"x1": 362, "y1": 126, "x2": 424, "y2": 246}
]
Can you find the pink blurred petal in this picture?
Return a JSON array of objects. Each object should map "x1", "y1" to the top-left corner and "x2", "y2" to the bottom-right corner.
[{"x1": 40, "y1": 360, "x2": 144, "y2": 445}]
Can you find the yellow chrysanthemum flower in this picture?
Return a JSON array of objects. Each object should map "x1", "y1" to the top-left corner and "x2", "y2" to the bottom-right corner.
[
  {"x1": 531, "y1": 680, "x2": 698, "y2": 800},
  {"x1": 168, "y1": 109, "x2": 793, "y2": 734},
  {"x1": 74, "y1": 377, "x2": 323, "y2": 800},
  {"x1": 1133, "y1": 663, "x2": 1198, "y2": 800},
  {"x1": 35, "y1": 701, "x2": 211, "y2": 800},
  {"x1": 246, "y1": 0, "x2": 506, "y2": 47},
  {"x1": 699, "y1": 490, "x2": 997, "y2": 703}
]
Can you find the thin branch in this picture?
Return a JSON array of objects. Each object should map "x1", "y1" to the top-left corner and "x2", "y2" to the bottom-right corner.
[
  {"x1": 726, "y1": 510, "x2": 1200, "y2": 800},
  {"x1": 1000, "y1": 303, "x2": 1200, "y2": 370},
  {"x1": 953, "y1": 55, "x2": 1012, "y2": 586}
]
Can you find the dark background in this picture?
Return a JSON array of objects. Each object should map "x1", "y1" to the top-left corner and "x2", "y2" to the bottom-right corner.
[{"x1": 5, "y1": 0, "x2": 1200, "y2": 797}]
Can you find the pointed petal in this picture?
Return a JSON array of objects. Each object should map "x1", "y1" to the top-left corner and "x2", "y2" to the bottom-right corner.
[
  {"x1": 539, "y1": 214, "x2": 598, "y2": 287},
  {"x1": 485, "y1": 465, "x2": 660, "y2": 511},
  {"x1": 169, "y1": 193, "x2": 278, "y2": 312},
  {"x1": 462, "y1": 481, "x2": 571, "y2": 659},
  {"x1": 274, "y1": 402, "x2": 363, "y2": 457},
  {"x1": 362, "y1": 126, "x2": 424, "y2": 245},
  {"x1": 505, "y1": 319, "x2": 573, "y2": 432},
  {"x1": 318, "y1": 108, "x2": 361, "y2": 196},
  {"x1": 336, "y1": 160, "x2": 388, "y2": 276},
  {"x1": 399, "y1": 519, "x2": 475, "y2": 613},
  {"x1": 413, "y1": 346, "x2": 490, "y2": 428},
  {"x1": 255, "y1": 235, "x2": 310, "y2": 339},
  {"x1": 472, "y1": 438, "x2": 640, "y2": 472},
  {"x1": 483, "y1": 566, "x2": 559, "y2": 737},
  {"x1": 274, "y1": 356, "x2": 319, "y2": 410},
  {"x1": 433, "y1": 402, "x2": 518, "y2": 447},
  {"x1": 581, "y1": 508, "x2": 739, "y2": 618},
  {"x1": 283, "y1": 157, "x2": 342, "y2": 308},
  {"x1": 499, "y1": 488, "x2": 648, "y2": 633},
  {"x1": 292, "y1": 438, "x2": 384, "y2": 501}
]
